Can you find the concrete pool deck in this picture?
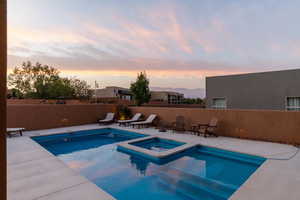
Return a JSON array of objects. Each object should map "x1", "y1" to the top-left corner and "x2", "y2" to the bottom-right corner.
[{"x1": 7, "y1": 124, "x2": 300, "y2": 200}]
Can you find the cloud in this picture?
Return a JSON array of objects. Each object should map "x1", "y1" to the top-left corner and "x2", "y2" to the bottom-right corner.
[
  {"x1": 8, "y1": 3, "x2": 229, "y2": 62},
  {"x1": 8, "y1": 49, "x2": 245, "y2": 72},
  {"x1": 163, "y1": 11, "x2": 193, "y2": 54},
  {"x1": 8, "y1": 26, "x2": 94, "y2": 47},
  {"x1": 8, "y1": 0, "x2": 300, "y2": 90}
]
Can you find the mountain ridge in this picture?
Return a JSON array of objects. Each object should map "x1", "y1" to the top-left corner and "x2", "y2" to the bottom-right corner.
[{"x1": 150, "y1": 87, "x2": 205, "y2": 98}]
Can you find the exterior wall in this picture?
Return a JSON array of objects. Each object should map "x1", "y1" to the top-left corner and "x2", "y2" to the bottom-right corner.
[
  {"x1": 0, "y1": 1, "x2": 7, "y2": 199},
  {"x1": 141, "y1": 104, "x2": 205, "y2": 108},
  {"x1": 150, "y1": 92, "x2": 169, "y2": 102},
  {"x1": 94, "y1": 88, "x2": 117, "y2": 98},
  {"x1": 206, "y1": 69, "x2": 300, "y2": 110},
  {"x1": 130, "y1": 106, "x2": 300, "y2": 144},
  {"x1": 7, "y1": 104, "x2": 115, "y2": 130},
  {"x1": 7, "y1": 99, "x2": 89, "y2": 104},
  {"x1": 94, "y1": 87, "x2": 132, "y2": 100},
  {"x1": 91, "y1": 97, "x2": 133, "y2": 104},
  {"x1": 7, "y1": 103, "x2": 300, "y2": 144}
]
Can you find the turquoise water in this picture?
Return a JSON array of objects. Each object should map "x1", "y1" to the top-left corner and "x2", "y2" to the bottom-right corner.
[
  {"x1": 32, "y1": 128, "x2": 265, "y2": 200},
  {"x1": 131, "y1": 138, "x2": 185, "y2": 152}
]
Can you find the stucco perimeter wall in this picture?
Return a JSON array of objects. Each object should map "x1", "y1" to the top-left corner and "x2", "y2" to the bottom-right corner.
[
  {"x1": 7, "y1": 104, "x2": 116, "y2": 130},
  {"x1": 130, "y1": 106, "x2": 300, "y2": 144}
]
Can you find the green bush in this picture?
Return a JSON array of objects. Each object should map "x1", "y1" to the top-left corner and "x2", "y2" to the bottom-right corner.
[{"x1": 116, "y1": 104, "x2": 132, "y2": 120}]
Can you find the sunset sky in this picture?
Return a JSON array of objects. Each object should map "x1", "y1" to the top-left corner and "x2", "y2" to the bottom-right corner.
[{"x1": 7, "y1": 0, "x2": 300, "y2": 89}]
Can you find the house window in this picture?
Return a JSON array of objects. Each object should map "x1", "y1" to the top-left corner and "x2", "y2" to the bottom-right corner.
[
  {"x1": 212, "y1": 98, "x2": 226, "y2": 109},
  {"x1": 286, "y1": 97, "x2": 300, "y2": 111},
  {"x1": 124, "y1": 95, "x2": 131, "y2": 101}
]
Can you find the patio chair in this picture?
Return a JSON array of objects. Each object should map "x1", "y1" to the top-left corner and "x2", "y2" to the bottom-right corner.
[
  {"x1": 118, "y1": 113, "x2": 142, "y2": 126},
  {"x1": 130, "y1": 114, "x2": 157, "y2": 128},
  {"x1": 170, "y1": 115, "x2": 185, "y2": 132},
  {"x1": 197, "y1": 117, "x2": 218, "y2": 137},
  {"x1": 98, "y1": 113, "x2": 115, "y2": 125},
  {"x1": 6, "y1": 128, "x2": 25, "y2": 137}
]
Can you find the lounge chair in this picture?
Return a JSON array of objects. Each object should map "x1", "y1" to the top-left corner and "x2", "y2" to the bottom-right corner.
[
  {"x1": 130, "y1": 114, "x2": 157, "y2": 128},
  {"x1": 171, "y1": 115, "x2": 185, "y2": 132},
  {"x1": 98, "y1": 113, "x2": 115, "y2": 125},
  {"x1": 7, "y1": 128, "x2": 25, "y2": 137},
  {"x1": 197, "y1": 117, "x2": 218, "y2": 137},
  {"x1": 118, "y1": 113, "x2": 142, "y2": 126}
]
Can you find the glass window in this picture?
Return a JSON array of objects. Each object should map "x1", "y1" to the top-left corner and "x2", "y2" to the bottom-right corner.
[
  {"x1": 212, "y1": 98, "x2": 226, "y2": 109},
  {"x1": 124, "y1": 95, "x2": 131, "y2": 100},
  {"x1": 286, "y1": 97, "x2": 300, "y2": 111}
]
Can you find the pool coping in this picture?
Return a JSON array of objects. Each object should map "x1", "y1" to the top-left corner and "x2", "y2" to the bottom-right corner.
[
  {"x1": 117, "y1": 136, "x2": 198, "y2": 159},
  {"x1": 7, "y1": 135, "x2": 117, "y2": 200},
  {"x1": 7, "y1": 124, "x2": 300, "y2": 200}
]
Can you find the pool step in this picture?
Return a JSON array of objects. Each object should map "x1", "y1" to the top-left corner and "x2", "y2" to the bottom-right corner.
[
  {"x1": 157, "y1": 174, "x2": 226, "y2": 200},
  {"x1": 163, "y1": 167, "x2": 238, "y2": 192},
  {"x1": 156, "y1": 178, "x2": 211, "y2": 200},
  {"x1": 196, "y1": 148, "x2": 265, "y2": 166},
  {"x1": 157, "y1": 168, "x2": 237, "y2": 200}
]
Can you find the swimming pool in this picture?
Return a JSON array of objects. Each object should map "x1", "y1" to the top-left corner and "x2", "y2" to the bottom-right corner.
[{"x1": 32, "y1": 128, "x2": 266, "y2": 200}]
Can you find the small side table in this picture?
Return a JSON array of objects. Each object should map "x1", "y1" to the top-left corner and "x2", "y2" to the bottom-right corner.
[
  {"x1": 6, "y1": 128, "x2": 25, "y2": 137},
  {"x1": 157, "y1": 121, "x2": 169, "y2": 132},
  {"x1": 190, "y1": 124, "x2": 199, "y2": 135}
]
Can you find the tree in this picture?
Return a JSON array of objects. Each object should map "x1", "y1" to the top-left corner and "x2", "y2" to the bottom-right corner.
[
  {"x1": 8, "y1": 88, "x2": 24, "y2": 99},
  {"x1": 8, "y1": 61, "x2": 60, "y2": 98},
  {"x1": 8, "y1": 61, "x2": 91, "y2": 99},
  {"x1": 130, "y1": 72, "x2": 151, "y2": 106},
  {"x1": 44, "y1": 77, "x2": 74, "y2": 99},
  {"x1": 69, "y1": 78, "x2": 92, "y2": 99}
]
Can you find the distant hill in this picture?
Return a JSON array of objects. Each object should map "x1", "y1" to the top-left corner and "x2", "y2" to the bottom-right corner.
[{"x1": 150, "y1": 87, "x2": 205, "y2": 98}]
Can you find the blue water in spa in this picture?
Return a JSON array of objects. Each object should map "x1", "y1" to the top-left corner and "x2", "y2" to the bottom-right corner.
[
  {"x1": 131, "y1": 137, "x2": 185, "y2": 152},
  {"x1": 32, "y1": 128, "x2": 265, "y2": 200}
]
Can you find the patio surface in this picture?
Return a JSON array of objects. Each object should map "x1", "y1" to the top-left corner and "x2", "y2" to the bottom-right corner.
[{"x1": 7, "y1": 124, "x2": 300, "y2": 200}]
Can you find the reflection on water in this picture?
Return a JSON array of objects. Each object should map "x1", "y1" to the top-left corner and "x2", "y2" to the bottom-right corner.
[
  {"x1": 129, "y1": 155, "x2": 150, "y2": 175},
  {"x1": 37, "y1": 130, "x2": 263, "y2": 200},
  {"x1": 55, "y1": 143, "x2": 259, "y2": 200}
]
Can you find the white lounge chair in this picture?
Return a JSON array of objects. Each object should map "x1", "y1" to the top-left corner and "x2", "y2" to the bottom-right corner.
[
  {"x1": 7, "y1": 128, "x2": 25, "y2": 137},
  {"x1": 98, "y1": 113, "x2": 115, "y2": 125},
  {"x1": 118, "y1": 113, "x2": 142, "y2": 126},
  {"x1": 130, "y1": 114, "x2": 157, "y2": 128}
]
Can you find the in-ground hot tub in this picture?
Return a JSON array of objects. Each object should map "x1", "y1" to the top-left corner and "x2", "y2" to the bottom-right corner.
[
  {"x1": 130, "y1": 137, "x2": 186, "y2": 152},
  {"x1": 117, "y1": 136, "x2": 199, "y2": 164}
]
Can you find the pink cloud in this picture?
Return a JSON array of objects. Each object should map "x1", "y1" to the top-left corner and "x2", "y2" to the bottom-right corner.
[
  {"x1": 8, "y1": 26, "x2": 94, "y2": 47},
  {"x1": 164, "y1": 12, "x2": 193, "y2": 54}
]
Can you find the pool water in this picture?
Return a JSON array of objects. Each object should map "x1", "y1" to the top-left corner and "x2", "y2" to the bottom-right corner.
[
  {"x1": 131, "y1": 138, "x2": 185, "y2": 152},
  {"x1": 32, "y1": 128, "x2": 265, "y2": 200}
]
